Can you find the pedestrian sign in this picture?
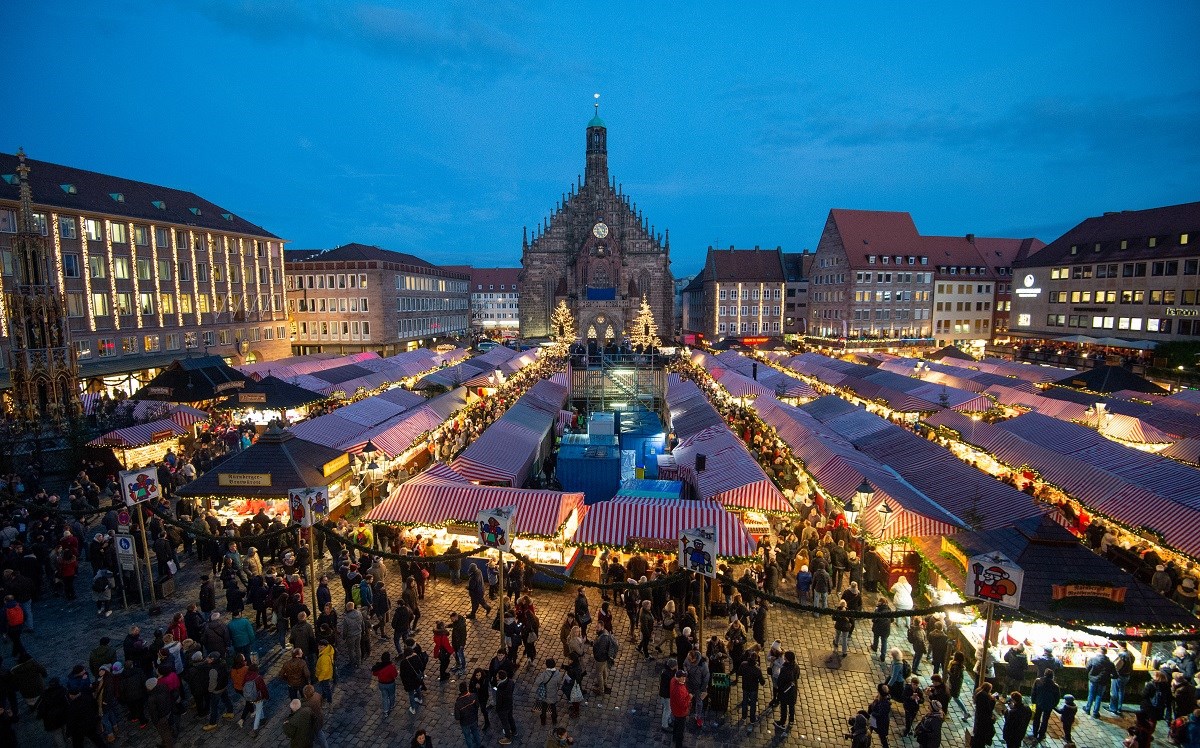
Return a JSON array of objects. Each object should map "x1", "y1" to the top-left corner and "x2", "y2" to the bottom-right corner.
[{"x1": 115, "y1": 534, "x2": 137, "y2": 571}]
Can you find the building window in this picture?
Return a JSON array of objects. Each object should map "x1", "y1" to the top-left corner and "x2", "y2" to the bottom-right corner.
[
  {"x1": 97, "y1": 338, "x2": 115, "y2": 358},
  {"x1": 116, "y1": 293, "x2": 133, "y2": 315},
  {"x1": 136, "y1": 259, "x2": 152, "y2": 280},
  {"x1": 113, "y1": 257, "x2": 130, "y2": 280},
  {"x1": 138, "y1": 293, "x2": 155, "y2": 314},
  {"x1": 144, "y1": 335, "x2": 160, "y2": 352},
  {"x1": 202, "y1": 331, "x2": 215, "y2": 346},
  {"x1": 180, "y1": 295, "x2": 192, "y2": 314},
  {"x1": 133, "y1": 225, "x2": 149, "y2": 246},
  {"x1": 91, "y1": 293, "x2": 109, "y2": 315},
  {"x1": 84, "y1": 219, "x2": 102, "y2": 241},
  {"x1": 72, "y1": 339, "x2": 91, "y2": 359},
  {"x1": 160, "y1": 294, "x2": 175, "y2": 314},
  {"x1": 196, "y1": 263, "x2": 209, "y2": 282},
  {"x1": 59, "y1": 216, "x2": 77, "y2": 239},
  {"x1": 61, "y1": 254, "x2": 80, "y2": 278},
  {"x1": 109, "y1": 222, "x2": 127, "y2": 243},
  {"x1": 158, "y1": 259, "x2": 172, "y2": 280},
  {"x1": 66, "y1": 292, "x2": 85, "y2": 317},
  {"x1": 121, "y1": 336, "x2": 137, "y2": 354}
]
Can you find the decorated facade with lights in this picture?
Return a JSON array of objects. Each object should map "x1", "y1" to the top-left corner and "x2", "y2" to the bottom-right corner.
[{"x1": 0, "y1": 151, "x2": 290, "y2": 397}]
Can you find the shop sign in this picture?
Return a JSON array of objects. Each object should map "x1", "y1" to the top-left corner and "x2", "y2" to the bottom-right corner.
[
  {"x1": 288, "y1": 486, "x2": 329, "y2": 528},
  {"x1": 1166, "y1": 308, "x2": 1200, "y2": 317},
  {"x1": 218, "y1": 472, "x2": 272, "y2": 487},
  {"x1": 323, "y1": 453, "x2": 350, "y2": 477},
  {"x1": 477, "y1": 506, "x2": 517, "y2": 552},
  {"x1": 119, "y1": 469, "x2": 160, "y2": 506},
  {"x1": 147, "y1": 386, "x2": 172, "y2": 395},
  {"x1": 1051, "y1": 583, "x2": 1127, "y2": 604},
  {"x1": 238, "y1": 392, "x2": 268, "y2": 404},
  {"x1": 968, "y1": 551, "x2": 1024, "y2": 609},
  {"x1": 941, "y1": 537, "x2": 968, "y2": 571},
  {"x1": 215, "y1": 380, "x2": 245, "y2": 393},
  {"x1": 741, "y1": 337, "x2": 770, "y2": 346},
  {"x1": 115, "y1": 534, "x2": 137, "y2": 571},
  {"x1": 1015, "y1": 274, "x2": 1041, "y2": 299},
  {"x1": 679, "y1": 525, "x2": 717, "y2": 577},
  {"x1": 628, "y1": 536, "x2": 677, "y2": 553},
  {"x1": 151, "y1": 429, "x2": 175, "y2": 442}
]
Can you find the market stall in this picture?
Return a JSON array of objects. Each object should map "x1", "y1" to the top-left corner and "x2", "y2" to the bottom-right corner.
[
  {"x1": 132, "y1": 355, "x2": 248, "y2": 403},
  {"x1": 85, "y1": 405, "x2": 208, "y2": 468},
  {"x1": 365, "y1": 466, "x2": 585, "y2": 587},
  {"x1": 915, "y1": 515, "x2": 1199, "y2": 705},
  {"x1": 175, "y1": 426, "x2": 355, "y2": 522},
  {"x1": 452, "y1": 378, "x2": 568, "y2": 488},
  {"x1": 213, "y1": 374, "x2": 327, "y2": 425},
  {"x1": 571, "y1": 495, "x2": 756, "y2": 560}
]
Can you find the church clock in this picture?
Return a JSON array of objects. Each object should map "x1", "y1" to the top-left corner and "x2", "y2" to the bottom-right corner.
[{"x1": 592, "y1": 222, "x2": 609, "y2": 239}]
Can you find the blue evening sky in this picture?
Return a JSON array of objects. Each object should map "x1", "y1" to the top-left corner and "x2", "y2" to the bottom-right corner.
[{"x1": 4, "y1": 1, "x2": 1198, "y2": 277}]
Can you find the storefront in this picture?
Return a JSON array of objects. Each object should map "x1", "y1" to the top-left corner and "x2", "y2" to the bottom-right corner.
[
  {"x1": 85, "y1": 405, "x2": 208, "y2": 469},
  {"x1": 364, "y1": 464, "x2": 585, "y2": 588},
  {"x1": 174, "y1": 426, "x2": 355, "y2": 523},
  {"x1": 915, "y1": 516, "x2": 1199, "y2": 705}
]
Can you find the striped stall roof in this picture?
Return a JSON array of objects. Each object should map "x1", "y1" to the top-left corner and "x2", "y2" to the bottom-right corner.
[
  {"x1": 571, "y1": 497, "x2": 757, "y2": 557},
  {"x1": 451, "y1": 377, "x2": 567, "y2": 487},
  {"x1": 405, "y1": 462, "x2": 471, "y2": 487},
  {"x1": 718, "y1": 371, "x2": 774, "y2": 399},
  {"x1": 1101, "y1": 414, "x2": 1175, "y2": 445},
  {"x1": 286, "y1": 414, "x2": 372, "y2": 451},
  {"x1": 87, "y1": 417, "x2": 189, "y2": 448},
  {"x1": 671, "y1": 425, "x2": 790, "y2": 512},
  {"x1": 366, "y1": 481, "x2": 584, "y2": 537},
  {"x1": 1163, "y1": 438, "x2": 1200, "y2": 467}
]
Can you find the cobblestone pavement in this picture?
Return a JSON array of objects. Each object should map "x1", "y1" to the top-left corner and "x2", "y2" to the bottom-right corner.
[{"x1": 12, "y1": 551, "x2": 1174, "y2": 748}]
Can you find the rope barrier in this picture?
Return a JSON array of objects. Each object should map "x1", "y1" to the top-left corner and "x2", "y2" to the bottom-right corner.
[{"x1": 311, "y1": 522, "x2": 491, "y2": 564}]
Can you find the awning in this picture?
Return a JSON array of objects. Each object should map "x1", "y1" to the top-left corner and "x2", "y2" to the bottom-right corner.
[
  {"x1": 366, "y1": 481, "x2": 584, "y2": 538},
  {"x1": 572, "y1": 496, "x2": 756, "y2": 558},
  {"x1": 670, "y1": 425, "x2": 791, "y2": 512},
  {"x1": 87, "y1": 417, "x2": 189, "y2": 448}
]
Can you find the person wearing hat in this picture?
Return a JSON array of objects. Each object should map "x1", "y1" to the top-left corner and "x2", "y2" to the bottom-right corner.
[
  {"x1": 144, "y1": 677, "x2": 175, "y2": 748},
  {"x1": 1152, "y1": 564, "x2": 1174, "y2": 597},
  {"x1": 1175, "y1": 577, "x2": 1199, "y2": 613},
  {"x1": 669, "y1": 668, "x2": 692, "y2": 748},
  {"x1": 1054, "y1": 694, "x2": 1077, "y2": 744}
]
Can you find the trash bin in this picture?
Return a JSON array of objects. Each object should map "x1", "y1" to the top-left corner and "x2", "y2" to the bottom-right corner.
[
  {"x1": 707, "y1": 672, "x2": 731, "y2": 723},
  {"x1": 155, "y1": 576, "x2": 175, "y2": 599}
]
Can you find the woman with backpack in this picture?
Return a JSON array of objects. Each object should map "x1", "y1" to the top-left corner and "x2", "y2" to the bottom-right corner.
[
  {"x1": 238, "y1": 662, "x2": 269, "y2": 736},
  {"x1": 832, "y1": 600, "x2": 854, "y2": 657}
]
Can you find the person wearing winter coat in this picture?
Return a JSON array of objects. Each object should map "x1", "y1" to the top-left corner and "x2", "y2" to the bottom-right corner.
[
  {"x1": 971, "y1": 682, "x2": 998, "y2": 748},
  {"x1": 901, "y1": 676, "x2": 925, "y2": 736},
  {"x1": 1030, "y1": 668, "x2": 1061, "y2": 741},
  {"x1": 144, "y1": 678, "x2": 175, "y2": 748},
  {"x1": 868, "y1": 683, "x2": 893, "y2": 748},
  {"x1": 871, "y1": 600, "x2": 893, "y2": 662},
  {"x1": 832, "y1": 601, "x2": 854, "y2": 656},
  {"x1": 913, "y1": 700, "x2": 945, "y2": 748},
  {"x1": 1002, "y1": 692, "x2": 1032, "y2": 748},
  {"x1": 738, "y1": 650, "x2": 766, "y2": 727},
  {"x1": 533, "y1": 658, "x2": 565, "y2": 726},
  {"x1": 338, "y1": 603, "x2": 364, "y2": 670}
]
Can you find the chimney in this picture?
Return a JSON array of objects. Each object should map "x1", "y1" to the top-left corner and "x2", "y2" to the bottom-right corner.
[
  {"x1": 966, "y1": 233, "x2": 975, "y2": 243},
  {"x1": 695, "y1": 454, "x2": 707, "y2": 472}
]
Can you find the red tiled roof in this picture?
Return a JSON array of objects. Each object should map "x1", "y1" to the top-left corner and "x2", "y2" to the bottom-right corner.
[
  {"x1": 704, "y1": 248, "x2": 785, "y2": 282},
  {"x1": 468, "y1": 267, "x2": 521, "y2": 291},
  {"x1": 826, "y1": 209, "x2": 922, "y2": 269},
  {"x1": 1016, "y1": 200, "x2": 1200, "y2": 268}
]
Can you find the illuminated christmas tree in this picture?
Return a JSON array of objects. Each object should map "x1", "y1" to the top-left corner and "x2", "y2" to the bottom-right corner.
[
  {"x1": 549, "y1": 299, "x2": 576, "y2": 351},
  {"x1": 629, "y1": 294, "x2": 660, "y2": 350}
]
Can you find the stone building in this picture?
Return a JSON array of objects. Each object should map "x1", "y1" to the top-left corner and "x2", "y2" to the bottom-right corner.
[
  {"x1": 680, "y1": 247, "x2": 787, "y2": 344},
  {"x1": 285, "y1": 244, "x2": 469, "y2": 355},
  {"x1": 519, "y1": 106, "x2": 673, "y2": 341},
  {"x1": 462, "y1": 267, "x2": 521, "y2": 338},
  {"x1": 0, "y1": 151, "x2": 290, "y2": 398}
]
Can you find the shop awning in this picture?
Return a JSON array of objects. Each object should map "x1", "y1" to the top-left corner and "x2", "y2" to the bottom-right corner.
[
  {"x1": 214, "y1": 375, "x2": 327, "y2": 411},
  {"x1": 176, "y1": 427, "x2": 353, "y2": 500},
  {"x1": 915, "y1": 515, "x2": 1199, "y2": 628},
  {"x1": 718, "y1": 371, "x2": 774, "y2": 399},
  {"x1": 670, "y1": 425, "x2": 792, "y2": 512},
  {"x1": 366, "y1": 480, "x2": 584, "y2": 537},
  {"x1": 572, "y1": 496, "x2": 756, "y2": 558},
  {"x1": 87, "y1": 417, "x2": 190, "y2": 448}
]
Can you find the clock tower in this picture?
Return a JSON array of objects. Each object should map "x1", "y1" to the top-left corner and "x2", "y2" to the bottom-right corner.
[{"x1": 518, "y1": 101, "x2": 674, "y2": 341}]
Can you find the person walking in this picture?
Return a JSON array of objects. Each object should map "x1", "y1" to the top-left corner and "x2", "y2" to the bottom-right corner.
[
  {"x1": 592, "y1": 624, "x2": 618, "y2": 695},
  {"x1": 914, "y1": 700, "x2": 945, "y2": 748},
  {"x1": 280, "y1": 648, "x2": 312, "y2": 701},
  {"x1": 371, "y1": 651, "x2": 398, "y2": 718},
  {"x1": 201, "y1": 651, "x2": 234, "y2": 731},
  {"x1": 869, "y1": 683, "x2": 893, "y2": 748},
  {"x1": 908, "y1": 620, "x2": 928, "y2": 674},
  {"x1": 237, "y1": 662, "x2": 269, "y2": 736},
  {"x1": 637, "y1": 600, "x2": 655, "y2": 659},
  {"x1": 494, "y1": 669, "x2": 517, "y2": 745},
  {"x1": 399, "y1": 640, "x2": 428, "y2": 715},
  {"x1": 832, "y1": 600, "x2": 854, "y2": 657},
  {"x1": 927, "y1": 621, "x2": 950, "y2": 675},
  {"x1": 669, "y1": 669, "x2": 691, "y2": 748},
  {"x1": 947, "y1": 651, "x2": 968, "y2": 715},
  {"x1": 901, "y1": 676, "x2": 925, "y2": 736},
  {"x1": 971, "y1": 682, "x2": 998, "y2": 748},
  {"x1": 871, "y1": 600, "x2": 892, "y2": 662},
  {"x1": 449, "y1": 611, "x2": 468, "y2": 675},
  {"x1": 1030, "y1": 668, "x2": 1061, "y2": 741},
  {"x1": 143, "y1": 678, "x2": 175, "y2": 748},
  {"x1": 454, "y1": 681, "x2": 482, "y2": 748},
  {"x1": 283, "y1": 698, "x2": 316, "y2": 748},
  {"x1": 1054, "y1": 694, "x2": 1077, "y2": 745},
  {"x1": 315, "y1": 639, "x2": 336, "y2": 704},
  {"x1": 338, "y1": 602, "x2": 364, "y2": 671}
]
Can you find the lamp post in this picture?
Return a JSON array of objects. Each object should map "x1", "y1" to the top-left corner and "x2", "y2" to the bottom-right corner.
[
  {"x1": 846, "y1": 478, "x2": 874, "y2": 525},
  {"x1": 361, "y1": 440, "x2": 380, "y2": 509}
]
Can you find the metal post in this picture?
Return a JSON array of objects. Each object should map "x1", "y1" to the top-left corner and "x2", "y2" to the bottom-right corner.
[
  {"x1": 975, "y1": 601, "x2": 994, "y2": 688},
  {"x1": 497, "y1": 549, "x2": 506, "y2": 652},
  {"x1": 135, "y1": 503, "x2": 156, "y2": 604},
  {"x1": 307, "y1": 527, "x2": 319, "y2": 616},
  {"x1": 695, "y1": 572, "x2": 704, "y2": 647}
]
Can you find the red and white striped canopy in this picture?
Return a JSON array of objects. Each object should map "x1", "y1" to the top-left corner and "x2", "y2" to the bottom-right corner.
[
  {"x1": 406, "y1": 462, "x2": 470, "y2": 487},
  {"x1": 365, "y1": 481, "x2": 584, "y2": 538},
  {"x1": 671, "y1": 425, "x2": 791, "y2": 512},
  {"x1": 571, "y1": 497, "x2": 757, "y2": 558},
  {"x1": 87, "y1": 417, "x2": 189, "y2": 448}
]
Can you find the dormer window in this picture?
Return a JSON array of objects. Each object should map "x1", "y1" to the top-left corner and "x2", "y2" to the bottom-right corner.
[
  {"x1": 1183, "y1": 234, "x2": 1190, "y2": 245},
  {"x1": 152, "y1": 200, "x2": 166, "y2": 210},
  {"x1": 867, "y1": 255, "x2": 876, "y2": 264},
  {"x1": 1120, "y1": 240, "x2": 1127, "y2": 249},
  {"x1": 1149, "y1": 237, "x2": 1157, "y2": 248},
  {"x1": 221, "y1": 213, "x2": 234, "y2": 221},
  {"x1": 189, "y1": 207, "x2": 202, "y2": 216},
  {"x1": 1070, "y1": 245, "x2": 1078, "y2": 255},
  {"x1": 110, "y1": 193, "x2": 124, "y2": 203},
  {"x1": 1, "y1": 175, "x2": 16, "y2": 185},
  {"x1": 60, "y1": 183, "x2": 77, "y2": 194}
]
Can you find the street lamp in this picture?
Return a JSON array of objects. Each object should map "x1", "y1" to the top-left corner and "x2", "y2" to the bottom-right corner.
[
  {"x1": 361, "y1": 440, "x2": 380, "y2": 508},
  {"x1": 876, "y1": 500, "x2": 895, "y2": 536},
  {"x1": 847, "y1": 478, "x2": 874, "y2": 524}
]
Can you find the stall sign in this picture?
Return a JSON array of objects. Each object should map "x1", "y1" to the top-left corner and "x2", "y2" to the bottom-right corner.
[
  {"x1": 941, "y1": 537, "x2": 969, "y2": 571},
  {"x1": 151, "y1": 429, "x2": 176, "y2": 442},
  {"x1": 115, "y1": 534, "x2": 137, "y2": 571},
  {"x1": 968, "y1": 552, "x2": 1024, "y2": 609},
  {"x1": 119, "y1": 469, "x2": 160, "y2": 506},
  {"x1": 477, "y1": 506, "x2": 517, "y2": 552},
  {"x1": 218, "y1": 473, "x2": 272, "y2": 487},
  {"x1": 147, "y1": 386, "x2": 172, "y2": 396},
  {"x1": 215, "y1": 380, "x2": 245, "y2": 393},
  {"x1": 1051, "y1": 583, "x2": 1127, "y2": 604},
  {"x1": 628, "y1": 536, "x2": 677, "y2": 553},
  {"x1": 288, "y1": 486, "x2": 329, "y2": 528},
  {"x1": 323, "y1": 453, "x2": 350, "y2": 478},
  {"x1": 238, "y1": 392, "x2": 268, "y2": 404},
  {"x1": 679, "y1": 525, "x2": 717, "y2": 577}
]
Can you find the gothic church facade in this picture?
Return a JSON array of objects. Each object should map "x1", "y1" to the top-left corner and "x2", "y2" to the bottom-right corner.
[{"x1": 519, "y1": 109, "x2": 673, "y2": 341}]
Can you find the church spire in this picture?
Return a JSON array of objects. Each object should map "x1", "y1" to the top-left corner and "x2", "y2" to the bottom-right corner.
[{"x1": 585, "y1": 93, "x2": 607, "y2": 188}]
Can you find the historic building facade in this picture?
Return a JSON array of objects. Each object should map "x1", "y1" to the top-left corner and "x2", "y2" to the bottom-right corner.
[
  {"x1": 0, "y1": 151, "x2": 290, "y2": 398},
  {"x1": 681, "y1": 247, "x2": 787, "y2": 344},
  {"x1": 519, "y1": 108, "x2": 673, "y2": 341},
  {"x1": 285, "y1": 244, "x2": 469, "y2": 355}
]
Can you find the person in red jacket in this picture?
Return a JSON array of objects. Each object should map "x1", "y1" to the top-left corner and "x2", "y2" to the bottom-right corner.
[
  {"x1": 670, "y1": 669, "x2": 692, "y2": 748},
  {"x1": 433, "y1": 622, "x2": 453, "y2": 680}
]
